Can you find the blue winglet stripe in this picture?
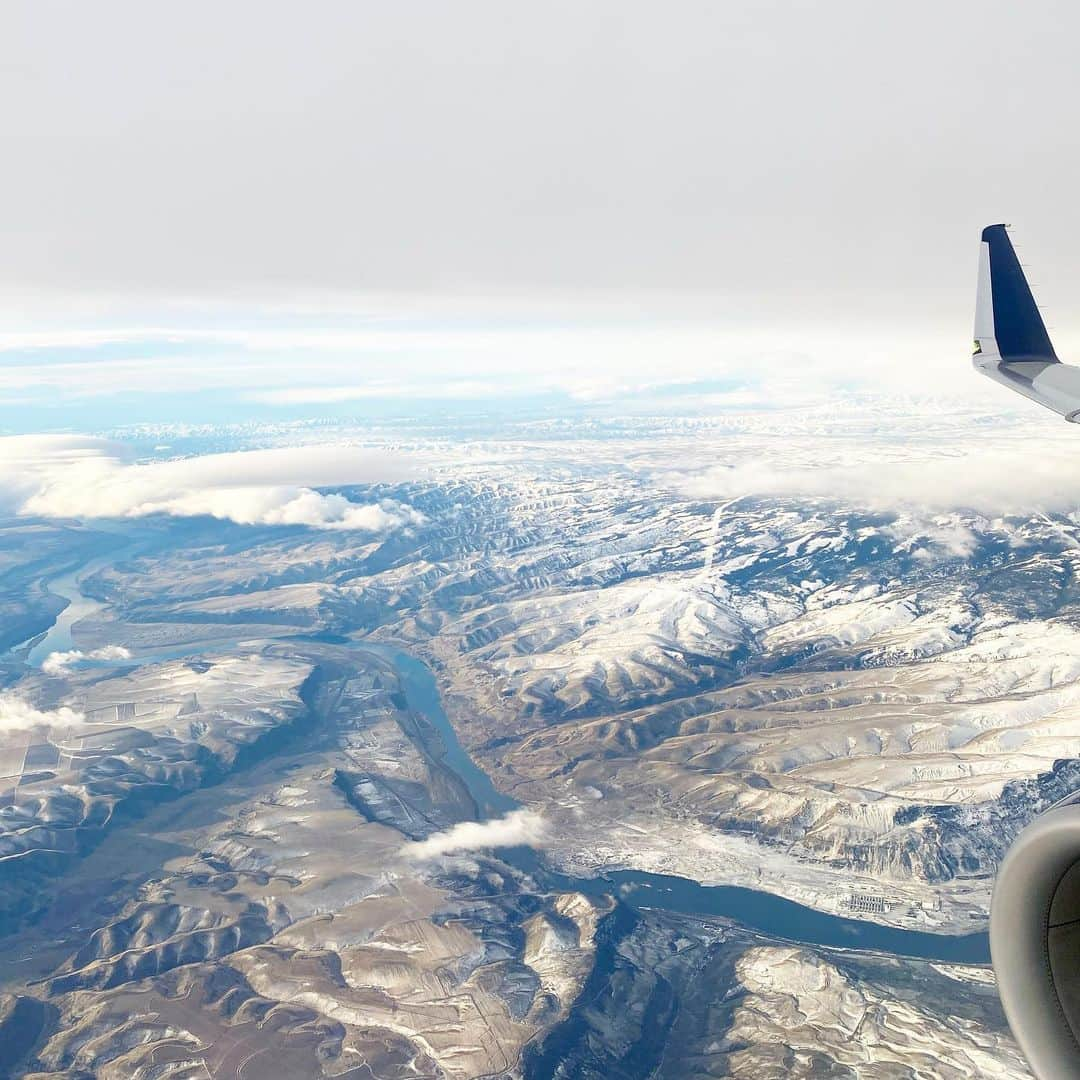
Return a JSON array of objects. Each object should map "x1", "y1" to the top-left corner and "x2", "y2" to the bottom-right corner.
[{"x1": 981, "y1": 224, "x2": 1058, "y2": 363}]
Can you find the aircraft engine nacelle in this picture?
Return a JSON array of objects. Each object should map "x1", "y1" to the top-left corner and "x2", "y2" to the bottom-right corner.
[{"x1": 992, "y1": 795, "x2": 1080, "y2": 1080}]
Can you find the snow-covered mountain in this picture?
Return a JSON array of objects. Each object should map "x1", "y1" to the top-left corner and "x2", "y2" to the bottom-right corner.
[{"x1": 3, "y1": 407, "x2": 1074, "y2": 1076}]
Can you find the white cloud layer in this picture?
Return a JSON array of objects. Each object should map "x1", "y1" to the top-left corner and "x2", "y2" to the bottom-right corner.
[
  {"x1": 0, "y1": 692, "x2": 84, "y2": 734},
  {"x1": 0, "y1": 326, "x2": 1015, "y2": 411},
  {"x1": 42, "y1": 645, "x2": 132, "y2": 675},
  {"x1": 680, "y1": 446, "x2": 1080, "y2": 515},
  {"x1": 0, "y1": 436, "x2": 425, "y2": 532},
  {"x1": 402, "y1": 809, "x2": 548, "y2": 860}
]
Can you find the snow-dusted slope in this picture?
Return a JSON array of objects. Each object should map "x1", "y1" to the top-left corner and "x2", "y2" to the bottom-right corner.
[{"x1": 5, "y1": 410, "x2": 1076, "y2": 1075}]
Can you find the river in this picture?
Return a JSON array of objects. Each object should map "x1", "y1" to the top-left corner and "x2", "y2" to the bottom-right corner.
[
  {"x1": 376, "y1": 646, "x2": 991, "y2": 963},
  {"x1": 23, "y1": 547, "x2": 991, "y2": 965},
  {"x1": 24, "y1": 551, "x2": 116, "y2": 666}
]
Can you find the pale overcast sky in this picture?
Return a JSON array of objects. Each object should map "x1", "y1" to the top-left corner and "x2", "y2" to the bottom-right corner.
[{"x1": 2, "y1": 0, "x2": 1080, "y2": 420}]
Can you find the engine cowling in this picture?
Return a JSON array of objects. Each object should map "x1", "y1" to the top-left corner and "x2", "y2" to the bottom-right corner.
[{"x1": 992, "y1": 794, "x2": 1080, "y2": 1080}]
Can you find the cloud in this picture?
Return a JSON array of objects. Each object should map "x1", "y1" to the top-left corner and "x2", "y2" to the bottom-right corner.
[
  {"x1": 250, "y1": 379, "x2": 513, "y2": 405},
  {"x1": 880, "y1": 516, "x2": 982, "y2": 562},
  {"x1": 42, "y1": 645, "x2": 132, "y2": 675},
  {"x1": 678, "y1": 446, "x2": 1080, "y2": 515},
  {"x1": 0, "y1": 692, "x2": 84, "y2": 734},
  {"x1": 2, "y1": 0, "x2": 1078, "y2": 368},
  {"x1": 0, "y1": 436, "x2": 426, "y2": 532},
  {"x1": 0, "y1": 320, "x2": 1016, "y2": 418},
  {"x1": 402, "y1": 809, "x2": 548, "y2": 860}
]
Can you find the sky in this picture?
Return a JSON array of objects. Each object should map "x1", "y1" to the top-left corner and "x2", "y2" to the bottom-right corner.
[{"x1": 3, "y1": 1, "x2": 1080, "y2": 428}]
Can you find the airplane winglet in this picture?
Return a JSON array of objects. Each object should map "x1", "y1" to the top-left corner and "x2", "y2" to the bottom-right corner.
[
  {"x1": 975, "y1": 224, "x2": 1058, "y2": 364},
  {"x1": 972, "y1": 225, "x2": 1080, "y2": 421}
]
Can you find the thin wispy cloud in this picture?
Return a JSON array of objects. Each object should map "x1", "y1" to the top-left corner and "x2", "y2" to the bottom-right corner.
[
  {"x1": 0, "y1": 321, "x2": 1012, "y2": 418},
  {"x1": 250, "y1": 379, "x2": 514, "y2": 405}
]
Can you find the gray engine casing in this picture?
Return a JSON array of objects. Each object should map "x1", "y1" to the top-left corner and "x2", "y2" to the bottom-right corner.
[{"x1": 992, "y1": 796, "x2": 1080, "y2": 1079}]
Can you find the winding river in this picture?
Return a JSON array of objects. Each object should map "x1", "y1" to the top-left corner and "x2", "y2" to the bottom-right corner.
[
  {"x1": 379, "y1": 648, "x2": 991, "y2": 964},
  {"x1": 24, "y1": 548, "x2": 991, "y2": 965},
  {"x1": 25, "y1": 551, "x2": 117, "y2": 666}
]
